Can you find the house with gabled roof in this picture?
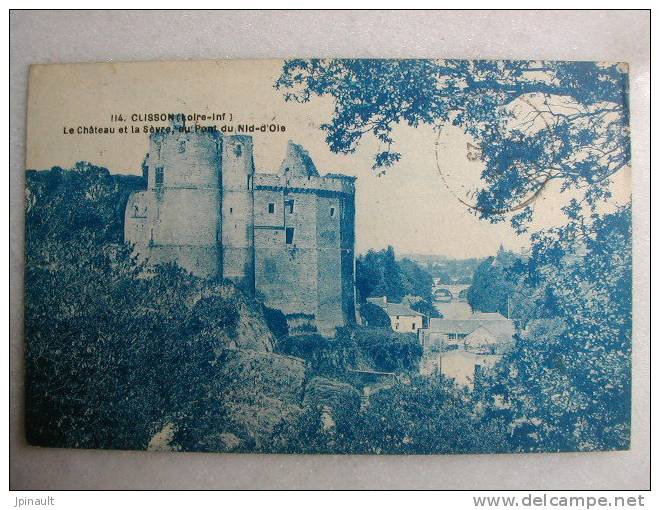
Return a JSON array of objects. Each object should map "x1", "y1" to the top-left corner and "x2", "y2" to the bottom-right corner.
[
  {"x1": 419, "y1": 312, "x2": 514, "y2": 351},
  {"x1": 418, "y1": 311, "x2": 516, "y2": 387},
  {"x1": 366, "y1": 296, "x2": 424, "y2": 333}
]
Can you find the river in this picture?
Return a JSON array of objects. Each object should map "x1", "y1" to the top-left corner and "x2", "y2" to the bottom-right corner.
[{"x1": 433, "y1": 299, "x2": 473, "y2": 319}]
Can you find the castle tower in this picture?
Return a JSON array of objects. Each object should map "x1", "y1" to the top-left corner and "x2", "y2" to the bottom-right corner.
[
  {"x1": 220, "y1": 135, "x2": 256, "y2": 292},
  {"x1": 125, "y1": 115, "x2": 223, "y2": 278},
  {"x1": 125, "y1": 131, "x2": 356, "y2": 335},
  {"x1": 252, "y1": 141, "x2": 356, "y2": 335}
]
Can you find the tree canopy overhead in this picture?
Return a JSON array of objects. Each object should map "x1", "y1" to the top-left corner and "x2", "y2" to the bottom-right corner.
[{"x1": 276, "y1": 59, "x2": 630, "y2": 227}]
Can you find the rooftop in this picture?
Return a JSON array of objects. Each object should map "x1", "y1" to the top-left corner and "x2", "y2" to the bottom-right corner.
[
  {"x1": 384, "y1": 302, "x2": 424, "y2": 318},
  {"x1": 427, "y1": 315, "x2": 515, "y2": 337},
  {"x1": 366, "y1": 296, "x2": 423, "y2": 317}
]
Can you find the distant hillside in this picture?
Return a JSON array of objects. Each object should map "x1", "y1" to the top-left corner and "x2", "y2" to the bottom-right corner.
[{"x1": 401, "y1": 253, "x2": 487, "y2": 284}]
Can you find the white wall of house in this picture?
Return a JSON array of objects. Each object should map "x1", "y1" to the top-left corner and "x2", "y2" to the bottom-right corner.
[
  {"x1": 391, "y1": 314, "x2": 423, "y2": 333},
  {"x1": 420, "y1": 350, "x2": 502, "y2": 389}
]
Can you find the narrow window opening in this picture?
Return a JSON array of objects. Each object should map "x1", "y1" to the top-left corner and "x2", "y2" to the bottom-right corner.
[
  {"x1": 268, "y1": 203, "x2": 275, "y2": 214},
  {"x1": 155, "y1": 167, "x2": 164, "y2": 187},
  {"x1": 285, "y1": 227, "x2": 295, "y2": 245},
  {"x1": 285, "y1": 199, "x2": 295, "y2": 214},
  {"x1": 330, "y1": 207, "x2": 336, "y2": 218},
  {"x1": 229, "y1": 207, "x2": 233, "y2": 214}
]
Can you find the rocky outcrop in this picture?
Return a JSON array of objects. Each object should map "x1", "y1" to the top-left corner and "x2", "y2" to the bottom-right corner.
[
  {"x1": 191, "y1": 284, "x2": 276, "y2": 352},
  {"x1": 221, "y1": 286, "x2": 276, "y2": 352},
  {"x1": 206, "y1": 349, "x2": 307, "y2": 449},
  {"x1": 303, "y1": 376, "x2": 361, "y2": 416}
]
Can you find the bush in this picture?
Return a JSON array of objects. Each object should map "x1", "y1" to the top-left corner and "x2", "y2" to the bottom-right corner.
[
  {"x1": 359, "y1": 302, "x2": 391, "y2": 327},
  {"x1": 274, "y1": 334, "x2": 355, "y2": 375},
  {"x1": 336, "y1": 326, "x2": 422, "y2": 373}
]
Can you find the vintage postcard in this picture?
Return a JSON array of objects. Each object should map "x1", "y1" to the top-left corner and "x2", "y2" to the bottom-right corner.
[{"x1": 24, "y1": 59, "x2": 631, "y2": 454}]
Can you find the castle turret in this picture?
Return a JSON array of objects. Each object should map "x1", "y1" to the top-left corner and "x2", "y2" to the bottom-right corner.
[
  {"x1": 125, "y1": 129, "x2": 356, "y2": 335},
  {"x1": 221, "y1": 135, "x2": 256, "y2": 291},
  {"x1": 125, "y1": 116, "x2": 223, "y2": 278}
]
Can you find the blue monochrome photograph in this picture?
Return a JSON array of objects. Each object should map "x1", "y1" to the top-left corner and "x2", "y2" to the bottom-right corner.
[{"x1": 24, "y1": 59, "x2": 632, "y2": 454}]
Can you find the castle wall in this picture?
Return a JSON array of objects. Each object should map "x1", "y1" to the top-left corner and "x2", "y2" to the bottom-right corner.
[
  {"x1": 125, "y1": 124, "x2": 223, "y2": 279},
  {"x1": 125, "y1": 188, "x2": 222, "y2": 278},
  {"x1": 125, "y1": 132, "x2": 356, "y2": 335},
  {"x1": 340, "y1": 193, "x2": 357, "y2": 324},
  {"x1": 253, "y1": 169, "x2": 356, "y2": 334},
  {"x1": 315, "y1": 194, "x2": 345, "y2": 331},
  {"x1": 147, "y1": 128, "x2": 222, "y2": 189},
  {"x1": 253, "y1": 187, "x2": 319, "y2": 322},
  {"x1": 221, "y1": 135, "x2": 255, "y2": 290}
]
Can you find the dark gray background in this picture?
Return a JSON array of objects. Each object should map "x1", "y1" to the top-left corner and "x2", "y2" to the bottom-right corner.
[{"x1": 9, "y1": 10, "x2": 650, "y2": 490}]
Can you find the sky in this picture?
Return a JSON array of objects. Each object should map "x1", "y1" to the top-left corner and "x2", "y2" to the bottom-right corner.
[{"x1": 26, "y1": 60, "x2": 630, "y2": 259}]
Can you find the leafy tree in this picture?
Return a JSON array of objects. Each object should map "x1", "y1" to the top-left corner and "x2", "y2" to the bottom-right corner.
[
  {"x1": 399, "y1": 258, "x2": 434, "y2": 301},
  {"x1": 466, "y1": 248, "x2": 519, "y2": 316},
  {"x1": 276, "y1": 60, "x2": 628, "y2": 218},
  {"x1": 359, "y1": 302, "x2": 391, "y2": 328},
  {"x1": 355, "y1": 246, "x2": 434, "y2": 303}
]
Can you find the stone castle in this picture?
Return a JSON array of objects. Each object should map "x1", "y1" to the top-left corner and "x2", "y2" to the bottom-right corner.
[{"x1": 124, "y1": 117, "x2": 357, "y2": 334}]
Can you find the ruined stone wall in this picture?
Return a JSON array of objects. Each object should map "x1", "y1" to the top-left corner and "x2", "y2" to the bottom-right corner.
[
  {"x1": 253, "y1": 185, "x2": 319, "y2": 322},
  {"x1": 125, "y1": 126, "x2": 223, "y2": 278}
]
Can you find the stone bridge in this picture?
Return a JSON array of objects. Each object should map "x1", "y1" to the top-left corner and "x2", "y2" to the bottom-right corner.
[{"x1": 432, "y1": 284, "x2": 471, "y2": 301}]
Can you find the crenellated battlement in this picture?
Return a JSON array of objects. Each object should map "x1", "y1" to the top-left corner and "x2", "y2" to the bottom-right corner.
[{"x1": 254, "y1": 173, "x2": 356, "y2": 196}]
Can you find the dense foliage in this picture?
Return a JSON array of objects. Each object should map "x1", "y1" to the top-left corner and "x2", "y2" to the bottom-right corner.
[
  {"x1": 466, "y1": 247, "x2": 520, "y2": 316},
  {"x1": 275, "y1": 326, "x2": 422, "y2": 375},
  {"x1": 359, "y1": 302, "x2": 392, "y2": 328},
  {"x1": 355, "y1": 246, "x2": 435, "y2": 303},
  {"x1": 26, "y1": 165, "x2": 248, "y2": 449},
  {"x1": 270, "y1": 375, "x2": 510, "y2": 454},
  {"x1": 277, "y1": 59, "x2": 632, "y2": 451}
]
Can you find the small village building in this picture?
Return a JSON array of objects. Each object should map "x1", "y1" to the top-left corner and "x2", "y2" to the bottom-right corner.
[
  {"x1": 420, "y1": 350, "x2": 502, "y2": 388},
  {"x1": 366, "y1": 296, "x2": 424, "y2": 333},
  {"x1": 463, "y1": 321, "x2": 515, "y2": 354},
  {"x1": 418, "y1": 311, "x2": 515, "y2": 387},
  {"x1": 419, "y1": 312, "x2": 514, "y2": 350}
]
